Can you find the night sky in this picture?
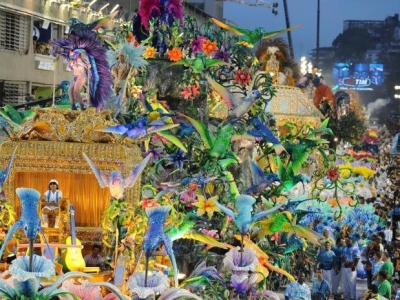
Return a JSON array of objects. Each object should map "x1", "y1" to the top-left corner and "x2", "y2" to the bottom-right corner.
[{"x1": 223, "y1": 0, "x2": 400, "y2": 61}]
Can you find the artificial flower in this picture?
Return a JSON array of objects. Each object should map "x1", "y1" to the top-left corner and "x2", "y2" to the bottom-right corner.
[
  {"x1": 189, "y1": 260, "x2": 224, "y2": 283},
  {"x1": 230, "y1": 273, "x2": 258, "y2": 294},
  {"x1": 145, "y1": 147, "x2": 163, "y2": 163},
  {"x1": 130, "y1": 85, "x2": 143, "y2": 98},
  {"x1": 127, "y1": 271, "x2": 170, "y2": 299},
  {"x1": 180, "y1": 190, "x2": 197, "y2": 207},
  {"x1": 9, "y1": 254, "x2": 55, "y2": 283},
  {"x1": 180, "y1": 84, "x2": 200, "y2": 100},
  {"x1": 167, "y1": 47, "x2": 183, "y2": 62},
  {"x1": 223, "y1": 246, "x2": 258, "y2": 274},
  {"x1": 234, "y1": 69, "x2": 251, "y2": 86},
  {"x1": 140, "y1": 197, "x2": 160, "y2": 209},
  {"x1": 4, "y1": 255, "x2": 90, "y2": 299},
  {"x1": 201, "y1": 228, "x2": 219, "y2": 238},
  {"x1": 190, "y1": 36, "x2": 206, "y2": 54},
  {"x1": 142, "y1": 46, "x2": 156, "y2": 59},
  {"x1": 202, "y1": 39, "x2": 218, "y2": 56},
  {"x1": 326, "y1": 168, "x2": 339, "y2": 181},
  {"x1": 61, "y1": 278, "x2": 103, "y2": 300},
  {"x1": 189, "y1": 182, "x2": 198, "y2": 191},
  {"x1": 213, "y1": 45, "x2": 229, "y2": 62},
  {"x1": 194, "y1": 194, "x2": 220, "y2": 219},
  {"x1": 167, "y1": 149, "x2": 188, "y2": 171}
]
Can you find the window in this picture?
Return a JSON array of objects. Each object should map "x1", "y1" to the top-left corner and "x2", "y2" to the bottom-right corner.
[
  {"x1": 3, "y1": 82, "x2": 27, "y2": 106},
  {"x1": 0, "y1": 10, "x2": 29, "y2": 54},
  {"x1": 33, "y1": 18, "x2": 65, "y2": 55}
]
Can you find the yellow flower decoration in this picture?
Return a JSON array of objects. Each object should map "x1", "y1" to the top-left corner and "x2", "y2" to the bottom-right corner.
[
  {"x1": 338, "y1": 162, "x2": 375, "y2": 180},
  {"x1": 352, "y1": 166, "x2": 375, "y2": 180},
  {"x1": 130, "y1": 85, "x2": 142, "y2": 98},
  {"x1": 338, "y1": 163, "x2": 351, "y2": 179},
  {"x1": 143, "y1": 46, "x2": 156, "y2": 59},
  {"x1": 194, "y1": 194, "x2": 220, "y2": 219}
]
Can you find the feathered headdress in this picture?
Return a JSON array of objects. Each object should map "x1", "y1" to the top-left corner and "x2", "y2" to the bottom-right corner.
[
  {"x1": 139, "y1": 0, "x2": 184, "y2": 30},
  {"x1": 118, "y1": 43, "x2": 148, "y2": 69},
  {"x1": 51, "y1": 31, "x2": 112, "y2": 110}
]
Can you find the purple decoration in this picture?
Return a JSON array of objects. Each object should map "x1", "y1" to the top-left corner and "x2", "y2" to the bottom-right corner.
[
  {"x1": 51, "y1": 31, "x2": 112, "y2": 110},
  {"x1": 190, "y1": 36, "x2": 206, "y2": 55}
]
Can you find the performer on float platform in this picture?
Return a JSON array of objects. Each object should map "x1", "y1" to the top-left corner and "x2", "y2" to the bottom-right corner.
[
  {"x1": 41, "y1": 179, "x2": 62, "y2": 228},
  {"x1": 84, "y1": 244, "x2": 104, "y2": 269}
]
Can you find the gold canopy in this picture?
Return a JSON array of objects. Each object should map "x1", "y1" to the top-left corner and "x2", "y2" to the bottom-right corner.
[
  {"x1": 0, "y1": 141, "x2": 142, "y2": 228},
  {"x1": 0, "y1": 108, "x2": 143, "y2": 244}
]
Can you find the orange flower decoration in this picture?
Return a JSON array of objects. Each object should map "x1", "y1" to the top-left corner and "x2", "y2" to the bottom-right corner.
[
  {"x1": 167, "y1": 47, "x2": 183, "y2": 62},
  {"x1": 143, "y1": 46, "x2": 156, "y2": 59},
  {"x1": 140, "y1": 198, "x2": 159, "y2": 209},
  {"x1": 202, "y1": 39, "x2": 218, "y2": 56}
]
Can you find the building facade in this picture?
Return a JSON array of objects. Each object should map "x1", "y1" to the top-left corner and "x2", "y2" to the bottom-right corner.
[{"x1": 0, "y1": 0, "x2": 217, "y2": 106}]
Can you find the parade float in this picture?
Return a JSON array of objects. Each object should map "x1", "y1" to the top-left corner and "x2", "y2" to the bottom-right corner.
[{"x1": 0, "y1": 0, "x2": 382, "y2": 299}]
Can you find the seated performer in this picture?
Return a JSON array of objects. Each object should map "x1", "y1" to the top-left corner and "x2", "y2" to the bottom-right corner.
[
  {"x1": 41, "y1": 179, "x2": 62, "y2": 228},
  {"x1": 84, "y1": 244, "x2": 104, "y2": 269}
]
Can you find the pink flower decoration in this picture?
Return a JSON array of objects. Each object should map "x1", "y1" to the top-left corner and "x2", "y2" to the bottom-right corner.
[{"x1": 201, "y1": 228, "x2": 219, "y2": 239}]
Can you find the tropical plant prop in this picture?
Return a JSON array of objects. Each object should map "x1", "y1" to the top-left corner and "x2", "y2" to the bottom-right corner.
[
  {"x1": 329, "y1": 111, "x2": 367, "y2": 145},
  {"x1": 311, "y1": 167, "x2": 359, "y2": 219},
  {"x1": 101, "y1": 199, "x2": 147, "y2": 271}
]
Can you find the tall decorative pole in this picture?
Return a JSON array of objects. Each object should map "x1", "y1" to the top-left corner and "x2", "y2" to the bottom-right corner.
[{"x1": 282, "y1": 0, "x2": 294, "y2": 59}]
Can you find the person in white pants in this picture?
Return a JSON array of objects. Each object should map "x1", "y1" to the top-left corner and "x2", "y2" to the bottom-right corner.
[
  {"x1": 332, "y1": 238, "x2": 345, "y2": 295},
  {"x1": 317, "y1": 241, "x2": 336, "y2": 289},
  {"x1": 341, "y1": 238, "x2": 360, "y2": 300}
]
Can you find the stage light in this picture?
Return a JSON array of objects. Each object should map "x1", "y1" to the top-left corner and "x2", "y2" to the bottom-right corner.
[
  {"x1": 110, "y1": 4, "x2": 119, "y2": 13},
  {"x1": 88, "y1": 0, "x2": 97, "y2": 8},
  {"x1": 99, "y1": 2, "x2": 109, "y2": 12}
]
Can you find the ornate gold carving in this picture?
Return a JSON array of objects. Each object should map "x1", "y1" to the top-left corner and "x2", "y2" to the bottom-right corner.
[
  {"x1": 267, "y1": 85, "x2": 323, "y2": 128},
  {"x1": 10, "y1": 107, "x2": 119, "y2": 143},
  {"x1": 39, "y1": 198, "x2": 70, "y2": 242}
]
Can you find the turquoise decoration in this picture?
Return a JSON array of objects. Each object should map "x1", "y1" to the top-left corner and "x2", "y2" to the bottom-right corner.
[
  {"x1": 0, "y1": 188, "x2": 49, "y2": 272},
  {"x1": 0, "y1": 253, "x2": 90, "y2": 299},
  {"x1": 143, "y1": 206, "x2": 178, "y2": 288},
  {"x1": 213, "y1": 194, "x2": 283, "y2": 263},
  {"x1": 9, "y1": 255, "x2": 54, "y2": 298},
  {"x1": 214, "y1": 194, "x2": 283, "y2": 237}
]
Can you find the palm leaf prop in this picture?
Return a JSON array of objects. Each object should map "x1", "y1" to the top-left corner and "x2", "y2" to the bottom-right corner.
[{"x1": 176, "y1": 231, "x2": 229, "y2": 250}]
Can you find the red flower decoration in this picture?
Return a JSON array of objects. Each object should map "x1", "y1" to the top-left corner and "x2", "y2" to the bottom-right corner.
[
  {"x1": 180, "y1": 84, "x2": 200, "y2": 100},
  {"x1": 235, "y1": 69, "x2": 251, "y2": 86},
  {"x1": 327, "y1": 168, "x2": 339, "y2": 181}
]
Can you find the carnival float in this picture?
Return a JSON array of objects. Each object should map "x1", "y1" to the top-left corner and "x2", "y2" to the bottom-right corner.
[{"x1": 0, "y1": 0, "x2": 384, "y2": 299}]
